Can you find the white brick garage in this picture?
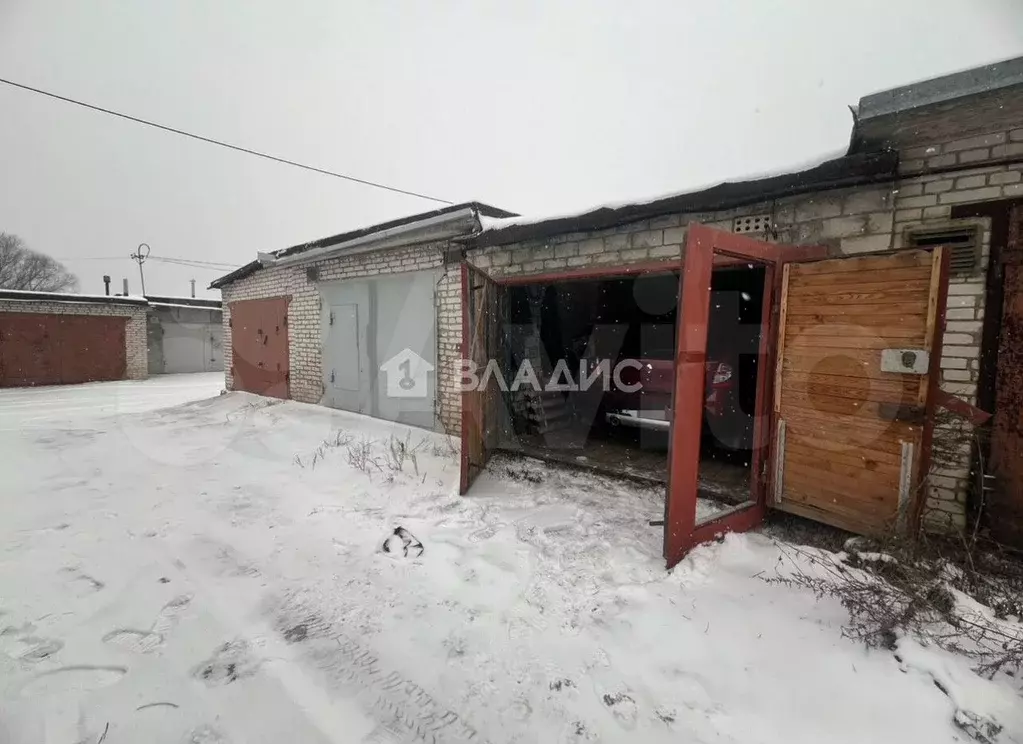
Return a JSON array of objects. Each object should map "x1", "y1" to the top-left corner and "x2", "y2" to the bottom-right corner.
[
  {"x1": 0, "y1": 290, "x2": 148, "y2": 385},
  {"x1": 210, "y1": 203, "x2": 514, "y2": 432},
  {"x1": 452, "y1": 69, "x2": 1023, "y2": 552}
]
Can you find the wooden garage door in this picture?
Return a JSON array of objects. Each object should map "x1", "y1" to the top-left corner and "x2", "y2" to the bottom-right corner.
[
  {"x1": 772, "y1": 249, "x2": 946, "y2": 534},
  {"x1": 230, "y1": 297, "x2": 290, "y2": 399},
  {"x1": 0, "y1": 313, "x2": 127, "y2": 386}
]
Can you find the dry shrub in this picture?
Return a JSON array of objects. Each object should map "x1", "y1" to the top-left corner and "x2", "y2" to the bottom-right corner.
[{"x1": 770, "y1": 534, "x2": 1023, "y2": 680}]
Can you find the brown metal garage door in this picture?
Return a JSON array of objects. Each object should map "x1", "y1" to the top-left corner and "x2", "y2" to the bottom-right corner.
[
  {"x1": 989, "y1": 203, "x2": 1023, "y2": 547},
  {"x1": 0, "y1": 313, "x2": 127, "y2": 386},
  {"x1": 230, "y1": 297, "x2": 290, "y2": 399}
]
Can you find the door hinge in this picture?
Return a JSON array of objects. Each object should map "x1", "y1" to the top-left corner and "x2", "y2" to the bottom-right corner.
[
  {"x1": 330, "y1": 369, "x2": 335, "y2": 384},
  {"x1": 329, "y1": 311, "x2": 334, "y2": 326}
]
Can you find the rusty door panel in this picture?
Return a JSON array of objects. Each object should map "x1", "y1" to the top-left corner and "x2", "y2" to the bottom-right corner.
[
  {"x1": 459, "y1": 264, "x2": 504, "y2": 494},
  {"x1": 0, "y1": 313, "x2": 127, "y2": 386},
  {"x1": 58, "y1": 315, "x2": 127, "y2": 384},
  {"x1": 988, "y1": 204, "x2": 1023, "y2": 547},
  {"x1": 230, "y1": 297, "x2": 290, "y2": 399},
  {"x1": 0, "y1": 314, "x2": 61, "y2": 385}
]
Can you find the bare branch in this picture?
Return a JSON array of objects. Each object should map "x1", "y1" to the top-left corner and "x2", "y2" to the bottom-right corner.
[{"x1": 0, "y1": 233, "x2": 79, "y2": 292}]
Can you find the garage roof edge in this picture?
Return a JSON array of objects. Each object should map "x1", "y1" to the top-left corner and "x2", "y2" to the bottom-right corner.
[
  {"x1": 209, "y1": 201, "x2": 516, "y2": 290},
  {"x1": 469, "y1": 151, "x2": 899, "y2": 249},
  {"x1": 0, "y1": 289, "x2": 149, "y2": 306}
]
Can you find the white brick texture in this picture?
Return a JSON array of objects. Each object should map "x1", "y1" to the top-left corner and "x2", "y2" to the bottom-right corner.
[
  {"x1": 220, "y1": 242, "x2": 462, "y2": 433},
  {"x1": 462, "y1": 160, "x2": 1023, "y2": 532}
]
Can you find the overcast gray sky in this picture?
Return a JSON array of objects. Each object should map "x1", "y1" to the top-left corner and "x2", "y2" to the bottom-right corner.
[{"x1": 2, "y1": 1, "x2": 1022, "y2": 297}]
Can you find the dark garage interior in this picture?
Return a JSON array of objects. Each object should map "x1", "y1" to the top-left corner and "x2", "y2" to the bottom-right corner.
[{"x1": 494, "y1": 266, "x2": 767, "y2": 515}]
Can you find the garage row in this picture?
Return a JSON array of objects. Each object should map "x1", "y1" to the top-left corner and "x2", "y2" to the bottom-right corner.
[
  {"x1": 0, "y1": 292, "x2": 223, "y2": 386},
  {"x1": 224, "y1": 224, "x2": 954, "y2": 566}
]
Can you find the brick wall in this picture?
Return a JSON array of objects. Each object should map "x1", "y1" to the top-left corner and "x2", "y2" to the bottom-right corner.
[
  {"x1": 0, "y1": 299, "x2": 148, "y2": 379},
  {"x1": 220, "y1": 241, "x2": 461, "y2": 431},
  {"x1": 460, "y1": 156, "x2": 1023, "y2": 531}
]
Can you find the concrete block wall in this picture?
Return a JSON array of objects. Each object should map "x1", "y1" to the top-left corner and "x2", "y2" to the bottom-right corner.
[
  {"x1": 221, "y1": 241, "x2": 460, "y2": 430},
  {"x1": 0, "y1": 299, "x2": 148, "y2": 379}
]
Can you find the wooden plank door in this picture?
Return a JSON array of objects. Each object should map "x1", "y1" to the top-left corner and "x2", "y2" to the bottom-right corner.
[
  {"x1": 460, "y1": 263, "x2": 505, "y2": 494},
  {"x1": 771, "y1": 248, "x2": 949, "y2": 535}
]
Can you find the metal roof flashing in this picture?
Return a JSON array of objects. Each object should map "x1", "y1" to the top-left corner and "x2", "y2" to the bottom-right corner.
[
  {"x1": 858, "y1": 56, "x2": 1023, "y2": 121},
  {"x1": 210, "y1": 201, "x2": 515, "y2": 289}
]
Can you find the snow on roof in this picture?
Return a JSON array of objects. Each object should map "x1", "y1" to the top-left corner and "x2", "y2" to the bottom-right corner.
[
  {"x1": 478, "y1": 148, "x2": 847, "y2": 234},
  {"x1": 0, "y1": 288, "x2": 148, "y2": 305},
  {"x1": 473, "y1": 148, "x2": 900, "y2": 248},
  {"x1": 147, "y1": 301, "x2": 222, "y2": 311}
]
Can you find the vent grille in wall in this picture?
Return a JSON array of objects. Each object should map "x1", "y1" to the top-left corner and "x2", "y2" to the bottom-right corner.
[
  {"x1": 905, "y1": 224, "x2": 982, "y2": 277},
  {"x1": 732, "y1": 214, "x2": 772, "y2": 234}
]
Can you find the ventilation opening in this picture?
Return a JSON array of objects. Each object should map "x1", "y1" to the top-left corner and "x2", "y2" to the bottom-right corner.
[
  {"x1": 732, "y1": 214, "x2": 772, "y2": 234},
  {"x1": 905, "y1": 224, "x2": 982, "y2": 276}
]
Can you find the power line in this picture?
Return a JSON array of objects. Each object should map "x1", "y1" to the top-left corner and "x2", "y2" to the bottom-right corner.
[
  {"x1": 0, "y1": 76, "x2": 454, "y2": 205},
  {"x1": 59, "y1": 254, "x2": 240, "y2": 269},
  {"x1": 150, "y1": 259, "x2": 240, "y2": 272},
  {"x1": 149, "y1": 256, "x2": 239, "y2": 269}
]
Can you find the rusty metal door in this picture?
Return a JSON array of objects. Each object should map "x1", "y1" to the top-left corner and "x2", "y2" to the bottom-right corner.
[
  {"x1": 460, "y1": 263, "x2": 505, "y2": 494},
  {"x1": 771, "y1": 248, "x2": 949, "y2": 535},
  {"x1": 988, "y1": 204, "x2": 1023, "y2": 546},
  {"x1": 58, "y1": 315, "x2": 127, "y2": 384},
  {"x1": 230, "y1": 297, "x2": 290, "y2": 399},
  {"x1": 0, "y1": 313, "x2": 127, "y2": 386},
  {"x1": 0, "y1": 313, "x2": 61, "y2": 385}
]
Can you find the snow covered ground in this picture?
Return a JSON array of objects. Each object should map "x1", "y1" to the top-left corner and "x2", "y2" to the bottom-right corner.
[{"x1": 0, "y1": 376, "x2": 1019, "y2": 744}]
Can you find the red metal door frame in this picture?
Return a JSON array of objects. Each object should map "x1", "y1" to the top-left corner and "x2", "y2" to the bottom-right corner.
[
  {"x1": 664, "y1": 224, "x2": 828, "y2": 568},
  {"x1": 458, "y1": 228, "x2": 830, "y2": 570}
]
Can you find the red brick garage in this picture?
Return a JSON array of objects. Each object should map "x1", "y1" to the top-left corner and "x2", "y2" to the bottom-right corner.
[{"x1": 0, "y1": 291, "x2": 149, "y2": 386}]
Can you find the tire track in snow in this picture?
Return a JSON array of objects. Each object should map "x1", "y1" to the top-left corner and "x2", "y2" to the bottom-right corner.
[{"x1": 273, "y1": 598, "x2": 488, "y2": 744}]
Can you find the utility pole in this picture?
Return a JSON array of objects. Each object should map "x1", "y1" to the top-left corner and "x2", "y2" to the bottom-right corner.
[{"x1": 130, "y1": 243, "x2": 151, "y2": 296}]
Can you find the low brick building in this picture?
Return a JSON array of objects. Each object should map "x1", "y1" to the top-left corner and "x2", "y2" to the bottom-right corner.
[
  {"x1": 210, "y1": 202, "x2": 514, "y2": 430},
  {"x1": 0, "y1": 290, "x2": 149, "y2": 385},
  {"x1": 212, "y1": 57, "x2": 1023, "y2": 558},
  {"x1": 461, "y1": 57, "x2": 1023, "y2": 556}
]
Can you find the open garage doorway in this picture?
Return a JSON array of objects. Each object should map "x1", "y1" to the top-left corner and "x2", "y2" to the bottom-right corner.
[
  {"x1": 466, "y1": 260, "x2": 771, "y2": 523},
  {"x1": 464, "y1": 225, "x2": 951, "y2": 568}
]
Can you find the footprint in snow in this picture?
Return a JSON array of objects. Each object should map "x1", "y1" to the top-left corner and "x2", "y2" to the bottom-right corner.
[
  {"x1": 186, "y1": 724, "x2": 232, "y2": 743},
  {"x1": 60, "y1": 567, "x2": 105, "y2": 596},
  {"x1": 192, "y1": 640, "x2": 261, "y2": 686},
  {"x1": 602, "y1": 692, "x2": 639, "y2": 729},
  {"x1": 19, "y1": 665, "x2": 126, "y2": 698},
  {"x1": 0, "y1": 625, "x2": 64, "y2": 663},
  {"x1": 103, "y1": 594, "x2": 192, "y2": 654}
]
